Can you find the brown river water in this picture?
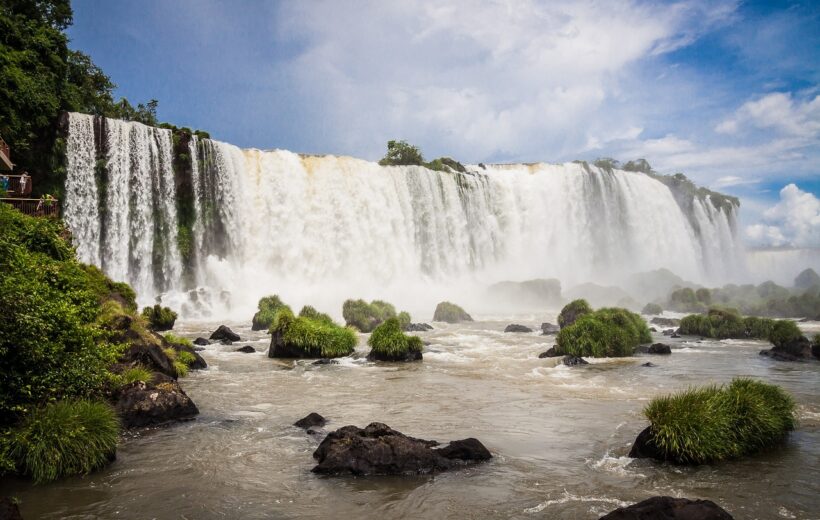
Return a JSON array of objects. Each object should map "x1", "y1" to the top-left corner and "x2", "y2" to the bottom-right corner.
[{"x1": 3, "y1": 316, "x2": 819, "y2": 519}]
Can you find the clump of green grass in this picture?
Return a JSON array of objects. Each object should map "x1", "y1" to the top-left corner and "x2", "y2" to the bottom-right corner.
[
  {"x1": 397, "y1": 311, "x2": 412, "y2": 330},
  {"x1": 555, "y1": 307, "x2": 650, "y2": 357},
  {"x1": 557, "y1": 299, "x2": 592, "y2": 328},
  {"x1": 176, "y1": 350, "x2": 197, "y2": 366},
  {"x1": 273, "y1": 306, "x2": 357, "y2": 358},
  {"x1": 5, "y1": 400, "x2": 119, "y2": 483},
  {"x1": 643, "y1": 378, "x2": 795, "y2": 464},
  {"x1": 252, "y1": 295, "x2": 287, "y2": 330},
  {"x1": 641, "y1": 303, "x2": 663, "y2": 315},
  {"x1": 141, "y1": 304, "x2": 177, "y2": 331},
  {"x1": 298, "y1": 305, "x2": 334, "y2": 325},
  {"x1": 120, "y1": 366, "x2": 152, "y2": 385},
  {"x1": 342, "y1": 299, "x2": 405, "y2": 332},
  {"x1": 368, "y1": 318, "x2": 423, "y2": 358},
  {"x1": 678, "y1": 307, "x2": 781, "y2": 340},
  {"x1": 163, "y1": 333, "x2": 193, "y2": 348},
  {"x1": 432, "y1": 301, "x2": 473, "y2": 323},
  {"x1": 767, "y1": 320, "x2": 803, "y2": 348}
]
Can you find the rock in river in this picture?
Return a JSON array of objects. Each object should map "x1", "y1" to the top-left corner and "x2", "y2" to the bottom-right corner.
[
  {"x1": 504, "y1": 324, "x2": 533, "y2": 333},
  {"x1": 114, "y1": 380, "x2": 199, "y2": 428},
  {"x1": 295, "y1": 412, "x2": 327, "y2": 429},
  {"x1": 599, "y1": 495, "x2": 734, "y2": 519},
  {"x1": 311, "y1": 422, "x2": 491, "y2": 475},
  {"x1": 210, "y1": 325, "x2": 240, "y2": 342}
]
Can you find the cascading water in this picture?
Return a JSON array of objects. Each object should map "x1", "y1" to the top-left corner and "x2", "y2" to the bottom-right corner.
[{"x1": 63, "y1": 113, "x2": 744, "y2": 318}]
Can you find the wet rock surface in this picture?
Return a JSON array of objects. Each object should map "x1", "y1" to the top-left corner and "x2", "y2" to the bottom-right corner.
[{"x1": 599, "y1": 495, "x2": 734, "y2": 519}]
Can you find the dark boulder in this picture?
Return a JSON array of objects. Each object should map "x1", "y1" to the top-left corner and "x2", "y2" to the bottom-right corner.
[
  {"x1": 406, "y1": 323, "x2": 434, "y2": 332},
  {"x1": 662, "y1": 329, "x2": 675, "y2": 336},
  {"x1": 312, "y1": 359, "x2": 339, "y2": 365},
  {"x1": 671, "y1": 333, "x2": 681, "y2": 338},
  {"x1": 651, "y1": 317, "x2": 681, "y2": 327},
  {"x1": 0, "y1": 498, "x2": 23, "y2": 520},
  {"x1": 562, "y1": 355, "x2": 589, "y2": 366},
  {"x1": 649, "y1": 327, "x2": 658, "y2": 332},
  {"x1": 193, "y1": 337, "x2": 210, "y2": 346},
  {"x1": 235, "y1": 345, "x2": 256, "y2": 353},
  {"x1": 538, "y1": 346, "x2": 559, "y2": 358},
  {"x1": 294, "y1": 412, "x2": 326, "y2": 429},
  {"x1": 760, "y1": 335, "x2": 816, "y2": 362},
  {"x1": 599, "y1": 496, "x2": 734, "y2": 519},
  {"x1": 646, "y1": 343, "x2": 672, "y2": 355},
  {"x1": 367, "y1": 349, "x2": 423, "y2": 362},
  {"x1": 120, "y1": 341, "x2": 176, "y2": 378},
  {"x1": 210, "y1": 325, "x2": 240, "y2": 342},
  {"x1": 641, "y1": 362, "x2": 656, "y2": 367},
  {"x1": 311, "y1": 422, "x2": 491, "y2": 476},
  {"x1": 628, "y1": 426, "x2": 667, "y2": 461},
  {"x1": 541, "y1": 322, "x2": 560, "y2": 335},
  {"x1": 504, "y1": 324, "x2": 533, "y2": 333},
  {"x1": 114, "y1": 380, "x2": 199, "y2": 428}
]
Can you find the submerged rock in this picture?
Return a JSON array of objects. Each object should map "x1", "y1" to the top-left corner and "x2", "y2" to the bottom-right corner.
[
  {"x1": 295, "y1": 412, "x2": 327, "y2": 429},
  {"x1": 504, "y1": 324, "x2": 533, "y2": 333},
  {"x1": 312, "y1": 358, "x2": 339, "y2": 365},
  {"x1": 600, "y1": 496, "x2": 734, "y2": 519},
  {"x1": 759, "y1": 336, "x2": 817, "y2": 362},
  {"x1": 210, "y1": 325, "x2": 240, "y2": 342},
  {"x1": 628, "y1": 426, "x2": 668, "y2": 461},
  {"x1": 367, "y1": 349, "x2": 423, "y2": 362},
  {"x1": 406, "y1": 323, "x2": 434, "y2": 332},
  {"x1": 562, "y1": 355, "x2": 588, "y2": 366},
  {"x1": 235, "y1": 345, "x2": 256, "y2": 353},
  {"x1": 538, "y1": 346, "x2": 558, "y2": 358},
  {"x1": 311, "y1": 422, "x2": 491, "y2": 476},
  {"x1": 114, "y1": 380, "x2": 199, "y2": 428},
  {"x1": 641, "y1": 362, "x2": 657, "y2": 367},
  {"x1": 193, "y1": 337, "x2": 210, "y2": 346},
  {"x1": 636, "y1": 343, "x2": 672, "y2": 355},
  {"x1": 541, "y1": 322, "x2": 560, "y2": 335}
]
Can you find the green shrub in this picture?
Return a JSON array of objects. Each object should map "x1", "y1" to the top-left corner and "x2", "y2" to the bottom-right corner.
[
  {"x1": 298, "y1": 305, "x2": 334, "y2": 325},
  {"x1": 433, "y1": 301, "x2": 473, "y2": 323},
  {"x1": 557, "y1": 299, "x2": 592, "y2": 328},
  {"x1": 378, "y1": 139, "x2": 424, "y2": 166},
  {"x1": 141, "y1": 305, "x2": 177, "y2": 331},
  {"x1": 5, "y1": 400, "x2": 119, "y2": 483},
  {"x1": 273, "y1": 306, "x2": 357, "y2": 358},
  {"x1": 767, "y1": 320, "x2": 803, "y2": 348},
  {"x1": 163, "y1": 333, "x2": 192, "y2": 348},
  {"x1": 397, "y1": 311, "x2": 412, "y2": 330},
  {"x1": 120, "y1": 366, "x2": 152, "y2": 385},
  {"x1": 641, "y1": 303, "x2": 663, "y2": 315},
  {"x1": 679, "y1": 307, "x2": 778, "y2": 340},
  {"x1": 342, "y1": 299, "x2": 398, "y2": 332},
  {"x1": 556, "y1": 307, "x2": 650, "y2": 357},
  {"x1": 176, "y1": 350, "x2": 197, "y2": 366},
  {"x1": 643, "y1": 378, "x2": 795, "y2": 464},
  {"x1": 368, "y1": 318, "x2": 423, "y2": 358},
  {"x1": 252, "y1": 294, "x2": 287, "y2": 331}
]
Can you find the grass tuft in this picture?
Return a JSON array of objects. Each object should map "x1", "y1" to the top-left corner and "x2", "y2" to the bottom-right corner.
[
  {"x1": 252, "y1": 295, "x2": 287, "y2": 330},
  {"x1": 368, "y1": 318, "x2": 423, "y2": 357},
  {"x1": 679, "y1": 307, "x2": 780, "y2": 340},
  {"x1": 141, "y1": 305, "x2": 177, "y2": 331},
  {"x1": 342, "y1": 299, "x2": 403, "y2": 332},
  {"x1": 163, "y1": 333, "x2": 193, "y2": 348},
  {"x1": 5, "y1": 400, "x2": 119, "y2": 483},
  {"x1": 273, "y1": 306, "x2": 357, "y2": 358},
  {"x1": 555, "y1": 307, "x2": 650, "y2": 357},
  {"x1": 644, "y1": 378, "x2": 795, "y2": 464},
  {"x1": 120, "y1": 366, "x2": 152, "y2": 385},
  {"x1": 557, "y1": 299, "x2": 592, "y2": 328}
]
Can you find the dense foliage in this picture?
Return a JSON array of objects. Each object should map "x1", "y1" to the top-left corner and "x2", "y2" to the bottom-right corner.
[
  {"x1": 643, "y1": 378, "x2": 796, "y2": 464},
  {"x1": 141, "y1": 304, "x2": 177, "y2": 331},
  {"x1": 433, "y1": 301, "x2": 473, "y2": 323},
  {"x1": 665, "y1": 280, "x2": 820, "y2": 319},
  {"x1": 556, "y1": 307, "x2": 651, "y2": 357},
  {"x1": 2, "y1": 399, "x2": 119, "y2": 483},
  {"x1": 767, "y1": 320, "x2": 803, "y2": 349},
  {"x1": 0, "y1": 0, "x2": 162, "y2": 195},
  {"x1": 272, "y1": 306, "x2": 357, "y2": 358},
  {"x1": 678, "y1": 308, "x2": 776, "y2": 340},
  {"x1": 377, "y1": 140, "x2": 467, "y2": 172},
  {"x1": 557, "y1": 299, "x2": 592, "y2": 328},
  {"x1": 367, "y1": 318, "x2": 423, "y2": 358},
  {"x1": 342, "y1": 298, "x2": 409, "y2": 332},
  {"x1": 252, "y1": 294, "x2": 287, "y2": 330},
  {"x1": 298, "y1": 305, "x2": 334, "y2": 325}
]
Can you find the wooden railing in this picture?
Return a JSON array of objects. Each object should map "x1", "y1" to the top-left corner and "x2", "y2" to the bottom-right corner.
[{"x1": 1, "y1": 198, "x2": 59, "y2": 218}]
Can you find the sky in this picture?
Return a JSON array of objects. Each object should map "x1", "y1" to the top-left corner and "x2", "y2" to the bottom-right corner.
[{"x1": 67, "y1": 0, "x2": 819, "y2": 249}]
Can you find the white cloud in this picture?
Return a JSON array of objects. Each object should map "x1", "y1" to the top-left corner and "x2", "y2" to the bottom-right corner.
[
  {"x1": 712, "y1": 175, "x2": 760, "y2": 188},
  {"x1": 274, "y1": 0, "x2": 738, "y2": 161},
  {"x1": 715, "y1": 92, "x2": 820, "y2": 137},
  {"x1": 744, "y1": 184, "x2": 820, "y2": 248}
]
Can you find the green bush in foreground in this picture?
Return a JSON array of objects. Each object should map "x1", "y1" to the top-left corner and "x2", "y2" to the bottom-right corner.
[
  {"x1": 252, "y1": 294, "x2": 287, "y2": 331},
  {"x1": 272, "y1": 306, "x2": 357, "y2": 358},
  {"x1": 4, "y1": 400, "x2": 120, "y2": 483},
  {"x1": 141, "y1": 305, "x2": 177, "y2": 331},
  {"x1": 557, "y1": 299, "x2": 592, "y2": 328},
  {"x1": 678, "y1": 308, "x2": 778, "y2": 339},
  {"x1": 643, "y1": 378, "x2": 795, "y2": 464},
  {"x1": 342, "y1": 299, "x2": 404, "y2": 332},
  {"x1": 556, "y1": 307, "x2": 651, "y2": 357},
  {"x1": 432, "y1": 301, "x2": 473, "y2": 323},
  {"x1": 368, "y1": 318, "x2": 423, "y2": 359}
]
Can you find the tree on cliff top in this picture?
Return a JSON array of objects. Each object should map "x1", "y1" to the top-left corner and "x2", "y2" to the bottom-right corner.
[{"x1": 378, "y1": 140, "x2": 425, "y2": 166}]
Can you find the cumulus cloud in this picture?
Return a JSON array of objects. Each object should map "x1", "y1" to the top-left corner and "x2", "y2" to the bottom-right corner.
[
  {"x1": 716, "y1": 92, "x2": 820, "y2": 138},
  {"x1": 274, "y1": 0, "x2": 738, "y2": 161},
  {"x1": 744, "y1": 184, "x2": 820, "y2": 248}
]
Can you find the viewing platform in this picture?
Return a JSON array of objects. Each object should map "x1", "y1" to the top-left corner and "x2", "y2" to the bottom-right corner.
[
  {"x1": 1, "y1": 197, "x2": 60, "y2": 218},
  {"x1": 0, "y1": 135, "x2": 12, "y2": 171}
]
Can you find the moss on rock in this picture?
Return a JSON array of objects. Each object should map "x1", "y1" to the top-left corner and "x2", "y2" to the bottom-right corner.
[
  {"x1": 269, "y1": 306, "x2": 357, "y2": 359},
  {"x1": 433, "y1": 301, "x2": 473, "y2": 323},
  {"x1": 557, "y1": 299, "x2": 592, "y2": 329},
  {"x1": 367, "y1": 318, "x2": 423, "y2": 362}
]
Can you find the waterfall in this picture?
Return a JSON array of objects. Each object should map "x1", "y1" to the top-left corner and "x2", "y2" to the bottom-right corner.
[{"x1": 63, "y1": 113, "x2": 745, "y2": 318}]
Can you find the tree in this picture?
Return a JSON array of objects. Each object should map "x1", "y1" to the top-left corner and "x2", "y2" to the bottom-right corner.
[{"x1": 378, "y1": 140, "x2": 424, "y2": 166}]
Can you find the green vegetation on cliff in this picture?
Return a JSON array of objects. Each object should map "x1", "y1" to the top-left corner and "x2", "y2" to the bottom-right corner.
[
  {"x1": 556, "y1": 306, "x2": 651, "y2": 357},
  {"x1": 643, "y1": 378, "x2": 795, "y2": 464},
  {"x1": 378, "y1": 140, "x2": 467, "y2": 173}
]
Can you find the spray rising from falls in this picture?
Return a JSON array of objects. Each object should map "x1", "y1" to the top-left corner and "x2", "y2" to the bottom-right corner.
[{"x1": 63, "y1": 113, "x2": 744, "y2": 318}]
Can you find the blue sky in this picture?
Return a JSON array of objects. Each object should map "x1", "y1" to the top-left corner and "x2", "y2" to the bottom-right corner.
[{"x1": 68, "y1": 0, "x2": 819, "y2": 247}]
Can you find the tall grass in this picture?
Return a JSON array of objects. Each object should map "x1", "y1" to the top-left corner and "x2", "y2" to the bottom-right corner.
[
  {"x1": 678, "y1": 307, "x2": 780, "y2": 339},
  {"x1": 163, "y1": 333, "x2": 193, "y2": 348},
  {"x1": 556, "y1": 307, "x2": 650, "y2": 357},
  {"x1": 557, "y1": 299, "x2": 591, "y2": 328},
  {"x1": 368, "y1": 318, "x2": 423, "y2": 357},
  {"x1": 643, "y1": 378, "x2": 795, "y2": 464},
  {"x1": 252, "y1": 294, "x2": 287, "y2": 330},
  {"x1": 5, "y1": 400, "x2": 119, "y2": 483},
  {"x1": 120, "y1": 365, "x2": 152, "y2": 384},
  {"x1": 274, "y1": 306, "x2": 357, "y2": 357}
]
